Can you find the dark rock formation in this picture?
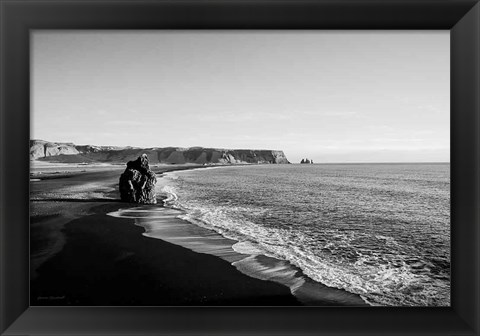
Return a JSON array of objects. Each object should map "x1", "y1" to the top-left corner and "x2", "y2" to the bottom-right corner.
[
  {"x1": 300, "y1": 158, "x2": 312, "y2": 164},
  {"x1": 119, "y1": 154, "x2": 157, "y2": 204}
]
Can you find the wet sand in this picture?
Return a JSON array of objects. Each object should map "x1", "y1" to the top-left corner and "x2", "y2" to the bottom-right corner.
[
  {"x1": 110, "y1": 205, "x2": 368, "y2": 306},
  {"x1": 30, "y1": 164, "x2": 300, "y2": 305}
]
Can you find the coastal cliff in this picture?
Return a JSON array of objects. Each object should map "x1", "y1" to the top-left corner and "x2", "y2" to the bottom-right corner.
[{"x1": 30, "y1": 140, "x2": 290, "y2": 164}]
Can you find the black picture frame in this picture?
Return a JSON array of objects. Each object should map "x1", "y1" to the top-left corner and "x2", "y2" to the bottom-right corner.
[{"x1": 1, "y1": 0, "x2": 479, "y2": 335}]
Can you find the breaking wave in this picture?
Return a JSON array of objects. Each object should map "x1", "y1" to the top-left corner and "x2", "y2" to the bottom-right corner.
[{"x1": 159, "y1": 164, "x2": 450, "y2": 306}]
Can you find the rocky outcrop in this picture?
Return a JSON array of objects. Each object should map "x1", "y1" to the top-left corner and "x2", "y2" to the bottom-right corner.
[
  {"x1": 217, "y1": 149, "x2": 289, "y2": 164},
  {"x1": 30, "y1": 140, "x2": 80, "y2": 160},
  {"x1": 30, "y1": 139, "x2": 291, "y2": 165},
  {"x1": 119, "y1": 154, "x2": 157, "y2": 204}
]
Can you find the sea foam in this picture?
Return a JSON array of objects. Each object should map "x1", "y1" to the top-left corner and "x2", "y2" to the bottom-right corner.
[{"x1": 157, "y1": 164, "x2": 450, "y2": 306}]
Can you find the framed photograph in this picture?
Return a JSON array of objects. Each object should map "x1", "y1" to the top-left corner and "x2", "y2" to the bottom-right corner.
[{"x1": 1, "y1": 0, "x2": 479, "y2": 335}]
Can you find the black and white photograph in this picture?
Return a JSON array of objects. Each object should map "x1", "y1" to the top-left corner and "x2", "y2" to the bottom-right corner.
[{"x1": 30, "y1": 30, "x2": 450, "y2": 307}]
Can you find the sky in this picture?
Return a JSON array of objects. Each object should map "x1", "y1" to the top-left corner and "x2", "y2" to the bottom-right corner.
[{"x1": 31, "y1": 31, "x2": 449, "y2": 163}]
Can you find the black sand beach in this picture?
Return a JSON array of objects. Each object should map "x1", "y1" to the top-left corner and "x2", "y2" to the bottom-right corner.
[{"x1": 30, "y1": 164, "x2": 301, "y2": 306}]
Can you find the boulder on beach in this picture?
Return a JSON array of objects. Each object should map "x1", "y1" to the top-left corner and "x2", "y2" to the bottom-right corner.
[{"x1": 119, "y1": 154, "x2": 157, "y2": 204}]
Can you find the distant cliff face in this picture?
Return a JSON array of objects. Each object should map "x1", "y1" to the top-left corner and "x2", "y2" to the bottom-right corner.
[
  {"x1": 30, "y1": 140, "x2": 80, "y2": 159},
  {"x1": 30, "y1": 140, "x2": 290, "y2": 164}
]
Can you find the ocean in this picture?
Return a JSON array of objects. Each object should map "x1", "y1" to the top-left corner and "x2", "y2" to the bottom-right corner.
[{"x1": 112, "y1": 163, "x2": 451, "y2": 306}]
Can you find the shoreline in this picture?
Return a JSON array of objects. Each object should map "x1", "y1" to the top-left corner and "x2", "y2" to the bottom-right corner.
[
  {"x1": 31, "y1": 162, "x2": 369, "y2": 306},
  {"x1": 31, "y1": 202, "x2": 301, "y2": 306},
  {"x1": 30, "y1": 163, "x2": 301, "y2": 306},
  {"x1": 146, "y1": 168, "x2": 369, "y2": 306}
]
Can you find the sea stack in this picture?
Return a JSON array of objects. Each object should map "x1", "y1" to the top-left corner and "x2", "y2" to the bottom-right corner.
[{"x1": 119, "y1": 154, "x2": 157, "y2": 204}]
